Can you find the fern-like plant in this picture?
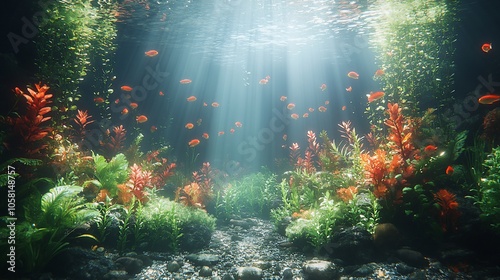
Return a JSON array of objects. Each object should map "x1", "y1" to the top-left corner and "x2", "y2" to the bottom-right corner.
[{"x1": 92, "y1": 152, "x2": 129, "y2": 197}]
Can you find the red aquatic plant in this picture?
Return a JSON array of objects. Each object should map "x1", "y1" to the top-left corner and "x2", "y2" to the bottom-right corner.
[
  {"x1": 289, "y1": 143, "x2": 300, "y2": 166},
  {"x1": 3, "y1": 83, "x2": 53, "y2": 157},
  {"x1": 126, "y1": 163, "x2": 152, "y2": 203},
  {"x1": 176, "y1": 182, "x2": 204, "y2": 209},
  {"x1": 337, "y1": 186, "x2": 358, "y2": 202},
  {"x1": 101, "y1": 125, "x2": 126, "y2": 159},
  {"x1": 384, "y1": 103, "x2": 418, "y2": 165},
  {"x1": 73, "y1": 110, "x2": 95, "y2": 135},
  {"x1": 434, "y1": 189, "x2": 460, "y2": 232},
  {"x1": 481, "y1": 108, "x2": 500, "y2": 146}
]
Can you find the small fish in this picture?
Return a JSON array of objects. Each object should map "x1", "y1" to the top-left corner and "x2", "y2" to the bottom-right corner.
[
  {"x1": 283, "y1": 134, "x2": 287, "y2": 141},
  {"x1": 308, "y1": 107, "x2": 314, "y2": 112},
  {"x1": 94, "y1": 97, "x2": 105, "y2": 103},
  {"x1": 202, "y1": 133, "x2": 209, "y2": 139},
  {"x1": 159, "y1": 91, "x2": 164, "y2": 96},
  {"x1": 145, "y1": 50, "x2": 159, "y2": 57},
  {"x1": 446, "y1": 165, "x2": 454, "y2": 175},
  {"x1": 302, "y1": 113, "x2": 309, "y2": 118},
  {"x1": 373, "y1": 69, "x2": 385, "y2": 78},
  {"x1": 121, "y1": 108, "x2": 129, "y2": 115},
  {"x1": 230, "y1": 128, "x2": 235, "y2": 134},
  {"x1": 324, "y1": 100, "x2": 329, "y2": 105},
  {"x1": 203, "y1": 102, "x2": 208, "y2": 106},
  {"x1": 136, "y1": 115, "x2": 148, "y2": 123},
  {"x1": 121, "y1": 85, "x2": 133, "y2": 91},
  {"x1": 197, "y1": 118, "x2": 203, "y2": 126},
  {"x1": 346, "y1": 86, "x2": 352, "y2": 92},
  {"x1": 291, "y1": 113, "x2": 299, "y2": 120},
  {"x1": 130, "y1": 102, "x2": 138, "y2": 109},
  {"x1": 212, "y1": 102, "x2": 220, "y2": 107},
  {"x1": 235, "y1": 121, "x2": 242, "y2": 127},
  {"x1": 280, "y1": 96, "x2": 287, "y2": 101},
  {"x1": 188, "y1": 139, "x2": 200, "y2": 147},
  {"x1": 424, "y1": 145, "x2": 438, "y2": 152},
  {"x1": 114, "y1": 98, "x2": 120, "y2": 104},
  {"x1": 218, "y1": 131, "x2": 225, "y2": 136},
  {"x1": 259, "y1": 78, "x2": 269, "y2": 85},
  {"x1": 367, "y1": 91, "x2": 385, "y2": 103},
  {"x1": 478, "y1": 94, "x2": 500, "y2": 105},
  {"x1": 342, "y1": 105, "x2": 346, "y2": 111},
  {"x1": 185, "y1": 123, "x2": 194, "y2": 129},
  {"x1": 180, "y1": 79, "x2": 192, "y2": 84},
  {"x1": 287, "y1": 103, "x2": 295, "y2": 110},
  {"x1": 481, "y1": 43, "x2": 492, "y2": 53},
  {"x1": 318, "y1": 106, "x2": 327, "y2": 112},
  {"x1": 320, "y1": 84, "x2": 327, "y2": 91},
  {"x1": 187, "y1": 96, "x2": 197, "y2": 102},
  {"x1": 150, "y1": 125, "x2": 157, "y2": 132},
  {"x1": 347, "y1": 71, "x2": 359, "y2": 79}
]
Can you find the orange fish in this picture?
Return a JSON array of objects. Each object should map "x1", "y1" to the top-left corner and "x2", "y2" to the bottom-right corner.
[
  {"x1": 373, "y1": 69, "x2": 385, "y2": 78},
  {"x1": 202, "y1": 133, "x2": 209, "y2": 139},
  {"x1": 308, "y1": 107, "x2": 314, "y2": 112},
  {"x1": 320, "y1": 84, "x2": 327, "y2": 91},
  {"x1": 180, "y1": 79, "x2": 192, "y2": 84},
  {"x1": 203, "y1": 102, "x2": 208, "y2": 106},
  {"x1": 424, "y1": 145, "x2": 438, "y2": 152},
  {"x1": 280, "y1": 96, "x2": 287, "y2": 101},
  {"x1": 318, "y1": 106, "x2": 327, "y2": 112},
  {"x1": 478, "y1": 94, "x2": 500, "y2": 105},
  {"x1": 291, "y1": 113, "x2": 299, "y2": 120},
  {"x1": 367, "y1": 91, "x2": 385, "y2": 103},
  {"x1": 130, "y1": 102, "x2": 138, "y2": 109},
  {"x1": 235, "y1": 121, "x2": 242, "y2": 127},
  {"x1": 287, "y1": 103, "x2": 295, "y2": 110},
  {"x1": 187, "y1": 96, "x2": 197, "y2": 102},
  {"x1": 346, "y1": 86, "x2": 352, "y2": 92},
  {"x1": 446, "y1": 165, "x2": 454, "y2": 175},
  {"x1": 121, "y1": 85, "x2": 133, "y2": 91},
  {"x1": 136, "y1": 115, "x2": 148, "y2": 123},
  {"x1": 94, "y1": 97, "x2": 105, "y2": 103},
  {"x1": 150, "y1": 126, "x2": 157, "y2": 133},
  {"x1": 230, "y1": 128, "x2": 235, "y2": 134},
  {"x1": 114, "y1": 98, "x2": 120, "y2": 104},
  {"x1": 342, "y1": 105, "x2": 346, "y2": 111},
  {"x1": 324, "y1": 100, "x2": 329, "y2": 105},
  {"x1": 121, "y1": 108, "x2": 129, "y2": 115},
  {"x1": 145, "y1": 50, "x2": 159, "y2": 57},
  {"x1": 259, "y1": 78, "x2": 268, "y2": 85},
  {"x1": 347, "y1": 71, "x2": 359, "y2": 79},
  {"x1": 159, "y1": 91, "x2": 164, "y2": 96},
  {"x1": 218, "y1": 131, "x2": 225, "y2": 136},
  {"x1": 481, "y1": 43, "x2": 492, "y2": 53},
  {"x1": 185, "y1": 123, "x2": 194, "y2": 129},
  {"x1": 188, "y1": 139, "x2": 200, "y2": 147},
  {"x1": 302, "y1": 113, "x2": 309, "y2": 118},
  {"x1": 212, "y1": 102, "x2": 220, "y2": 107}
]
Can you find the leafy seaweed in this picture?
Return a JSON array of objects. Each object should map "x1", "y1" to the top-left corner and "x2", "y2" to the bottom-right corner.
[{"x1": 93, "y1": 153, "x2": 129, "y2": 197}]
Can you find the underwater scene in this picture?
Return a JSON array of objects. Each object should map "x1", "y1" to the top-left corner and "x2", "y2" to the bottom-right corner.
[{"x1": 1, "y1": 0, "x2": 500, "y2": 279}]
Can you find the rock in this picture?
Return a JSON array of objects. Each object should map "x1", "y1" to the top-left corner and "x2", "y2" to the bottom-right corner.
[
  {"x1": 351, "y1": 263, "x2": 377, "y2": 277},
  {"x1": 222, "y1": 274, "x2": 235, "y2": 280},
  {"x1": 396, "y1": 263, "x2": 415, "y2": 275},
  {"x1": 324, "y1": 226, "x2": 375, "y2": 265},
  {"x1": 282, "y1": 267, "x2": 293, "y2": 280},
  {"x1": 103, "y1": 270, "x2": 129, "y2": 279},
  {"x1": 276, "y1": 216, "x2": 292, "y2": 236},
  {"x1": 302, "y1": 260, "x2": 339, "y2": 280},
  {"x1": 236, "y1": 266, "x2": 263, "y2": 280},
  {"x1": 115, "y1": 256, "x2": 144, "y2": 275},
  {"x1": 186, "y1": 253, "x2": 220, "y2": 266},
  {"x1": 167, "y1": 261, "x2": 181, "y2": 272},
  {"x1": 180, "y1": 224, "x2": 213, "y2": 251},
  {"x1": 199, "y1": 266, "x2": 213, "y2": 277},
  {"x1": 252, "y1": 260, "x2": 271, "y2": 270},
  {"x1": 229, "y1": 219, "x2": 253, "y2": 229},
  {"x1": 396, "y1": 248, "x2": 429, "y2": 268},
  {"x1": 48, "y1": 247, "x2": 115, "y2": 279},
  {"x1": 373, "y1": 223, "x2": 400, "y2": 250}
]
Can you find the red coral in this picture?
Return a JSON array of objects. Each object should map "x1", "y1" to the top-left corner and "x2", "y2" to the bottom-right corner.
[
  {"x1": 3, "y1": 83, "x2": 53, "y2": 157},
  {"x1": 434, "y1": 189, "x2": 460, "y2": 232}
]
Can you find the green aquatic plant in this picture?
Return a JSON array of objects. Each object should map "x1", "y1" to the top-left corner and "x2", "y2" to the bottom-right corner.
[
  {"x1": 476, "y1": 147, "x2": 500, "y2": 233},
  {"x1": 367, "y1": 0, "x2": 457, "y2": 123},
  {"x1": 92, "y1": 152, "x2": 129, "y2": 198}
]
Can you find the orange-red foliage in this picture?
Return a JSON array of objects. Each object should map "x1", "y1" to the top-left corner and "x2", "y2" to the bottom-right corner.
[
  {"x1": 101, "y1": 125, "x2": 126, "y2": 159},
  {"x1": 177, "y1": 182, "x2": 205, "y2": 209},
  {"x1": 146, "y1": 150, "x2": 177, "y2": 189},
  {"x1": 337, "y1": 186, "x2": 358, "y2": 202},
  {"x1": 96, "y1": 189, "x2": 110, "y2": 202},
  {"x1": 384, "y1": 103, "x2": 419, "y2": 165},
  {"x1": 4, "y1": 83, "x2": 53, "y2": 156},
  {"x1": 127, "y1": 163, "x2": 152, "y2": 203},
  {"x1": 74, "y1": 110, "x2": 95, "y2": 130},
  {"x1": 434, "y1": 189, "x2": 460, "y2": 232}
]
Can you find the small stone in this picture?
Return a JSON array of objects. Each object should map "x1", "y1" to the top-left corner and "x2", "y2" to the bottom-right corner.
[
  {"x1": 237, "y1": 266, "x2": 263, "y2": 280},
  {"x1": 104, "y1": 270, "x2": 129, "y2": 279},
  {"x1": 252, "y1": 260, "x2": 271, "y2": 270},
  {"x1": 282, "y1": 267, "x2": 293, "y2": 280},
  {"x1": 396, "y1": 263, "x2": 415, "y2": 275},
  {"x1": 167, "y1": 261, "x2": 181, "y2": 272},
  {"x1": 302, "y1": 260, "x2": 339, "y2": 280},
  {"x1": 396, "y1": 249, "x2": 429, "y2": 268},
  {"x1": 222, "y1": 274, "x2": 235, "y2": 280},
  {"x1": 115, "y1": 256, "x2": 144, "y2": 275},
  {"x1": 186, "y1": 253, "x2": 220, "y2": 266},
  {"x1": 96, "y1": 247, "x2": 105, "y2": 253},
  {"x1": 199, "y1": 266, "x2": 213, "y2": 277},
  {"x1": 351, "y1": 263, "x2": 376, "y2": 277}
]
